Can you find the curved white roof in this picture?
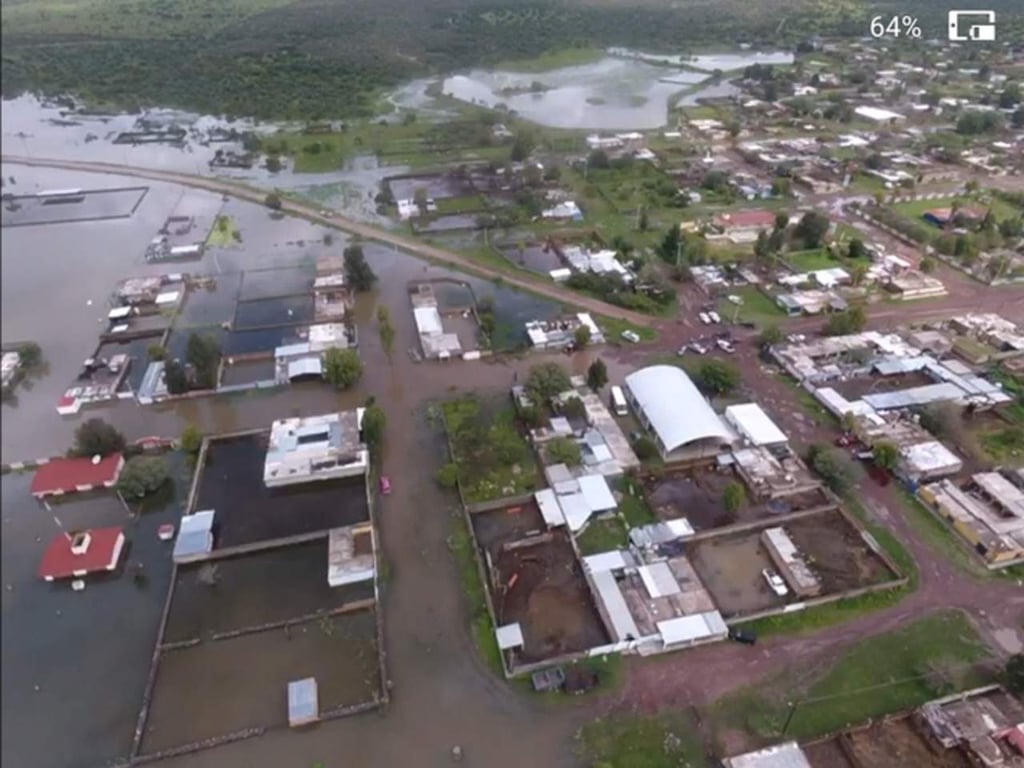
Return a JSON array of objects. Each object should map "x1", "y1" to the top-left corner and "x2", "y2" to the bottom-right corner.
[{"x1": 624, "y1": 365, "x2": 732, "y2": 454}]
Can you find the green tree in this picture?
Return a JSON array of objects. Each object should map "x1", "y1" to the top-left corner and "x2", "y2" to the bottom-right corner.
[
  {"x1": 560, "y1": 396, "x2": 587, "y2": 421},
  {"x1": 180, "y1": 424, "x2": 203, "y2": 456},
  {"x1": 186, "y1": 333, "x2": 220, "y2": 389},
  {"x1": 638, "y1": 208, "x2": 649, "y2": 231},
  {"x1": 632, "y1": 436, "x2": 659, "y2": 461},
  {"x1": 361, "y1": 403, "x2": 386, "y2": 462},
  {"x1": 265, "y1": 155, "x2": 282, "y2": 173},
  {"x1": 1003, "y1": 653, "x2": 1024, "y2": 696},
  {"x1": 807, "y1": 443, "x2": 853, "y2": 494},
  {"x1": 147, "y1": 343, "x2": 166, "y2": 361},
  {"x1": 163, "y1": 359, "x2": 188, "y2": 394},
  {"x1": 16, "y1": 342, "x2": 42, "y2": 368},
  {"x1": 586, "y1": 358, "x2": 608, "y2": 392},
  {"x1": 72, "y1": 418, "x2": 125, "y2": 458},
  {"x1": 695, "y1": 360, "x2": 740, "y2": 396},
  {"x1": 872, "y1": 440, "x2": 900, "y2": 471},
  {"x1": 722, "y1": 481, "x2": 746, "y2": 514},
  {"x1": 847, "y1": 238, "x2": 866, "y2": 260},
  {"x1": 525, "y1": 362, "x2": 572, "y2": 404},
  {"x1": 758, "y1": 324, "x2": 784, "y2": 348},
  {"x1": 587, "y1": 149, "x2": 610, "y2": 169},
  {"x1": 322, "y1": 347, "x2": 363, "y2": 390},
  {"x1": 823, "y1": 306, "x2": 867, "y2": 336},
  {"x1": 343, "y1": 245, "x2": 377, "y2": 292},
  {"x1": 794, "y1": 211, "x2": 831, "y2": 249},
  {"x1": 754, "y1": 230, "x2": 771, "y2": 261},
  {"x1": 435, "y1": 463, "x2": 459, "y2": 489},
  {"x1": 509, "y1": 130, "x2": 535, "y2": 162},
  {"x1": 574, "y1": 324, "x2": 592, "y2": 349},
  {"x1": 919, "y1": 256, "x2": 936, "y2": 274},
  {"x1": 116, "y1": 456, "x2": 169, "y2": 499},
  {"x1": 264, "y1": 192, "x2": 282, "y2": 209},
  {"x1": 774, "y1": 212, "x2": 789, "y2": 232},
  {"x1": 546, "y1": 437, "x2": 582, "y2": 467},
  {"x1": 376, "y1": 305, "x2": 395, "y2": 360}
]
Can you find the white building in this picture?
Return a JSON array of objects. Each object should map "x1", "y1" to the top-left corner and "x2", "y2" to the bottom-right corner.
[
  {"x1": 854, "y1": 105, "x2": 906, "y2": 123},
  {"x1": 263, "y1": 410, "x2": 369, "y2": 487},
  {"x1": 724, "y1": 403, "x2": 788, "y2": 448},
  {"x1": 624, "y1": 366, "x2": 734, "y2": 460}
]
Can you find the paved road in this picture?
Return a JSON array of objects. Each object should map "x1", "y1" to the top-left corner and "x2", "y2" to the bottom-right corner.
[{"x1": 0, "y1": 154, "x2": 655, "y2": 327}]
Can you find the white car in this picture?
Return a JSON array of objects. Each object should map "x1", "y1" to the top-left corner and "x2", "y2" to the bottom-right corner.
[
  {"x1": 689, "y1": 342, "x2": 709, "y2": 355},
  {"x1": 708, "y1": 311, "x2": 722, "y2": 324},
  {"x1": 762, "y1": 568, "x2": 789, "y2": 597},
  {"x1": 698, "y1": 312, "x2": 712, "y2": 325},
  {"x1": 716, "y1": 339, "x2": 735, "y2": 353},
  {"x1": 621, "y1": 330, "x2": 641, "y2": 344}
]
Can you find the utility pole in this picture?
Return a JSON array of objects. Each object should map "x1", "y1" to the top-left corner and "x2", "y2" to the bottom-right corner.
[{"x1": 780, "y1": 700, "x2": 800, "y2": 737}]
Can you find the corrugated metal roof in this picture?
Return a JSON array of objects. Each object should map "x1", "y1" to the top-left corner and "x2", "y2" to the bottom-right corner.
[
  {"x1": 578, "y1": 474, "x2": 616, "y2": 513},
  {"x1": 287, "y1": 678, "x2": 319, "y2": 726},
  {"x1": 495, "y1": 622, "x2": 525, "y2": 650},
  {"x1": 723, "y1": 741, "x2": 812, "y2": 768},
  {"x1": 590, "y1": 569, "x2": 641, "y2": 642},
  {"x1": 725, "y1": 403, "x2": 788, "y2": 446},
  {"x1": 288, "y1": 357, "x2": 323, "y2": 380},
  {"x1": 535, "y1": 489, "x2": 564, "y2": 527},
  {"x1": 173, "y1": 509, "x2": 215, "y2": 562},
  {"x1": 624, "y1": 366, "x2": 732, "y2": 454},
  {"x1": 413, "y1": 305, "x2": 444, "y2": 335},
  {"x1": 557, "y1": 491, "x2": 592, "y2": 532},
  {"x1": 639, "y1": 562, "x2": 680, "y2": 598},
  {"x1": 582, "y1": 550, "x2": 634, "y2": 573}
]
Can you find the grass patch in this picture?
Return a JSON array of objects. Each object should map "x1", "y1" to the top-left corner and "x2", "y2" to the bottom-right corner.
[
  {"x1": 575, "y1": 516, "x2": 628, "y2": 555},
  {"x1": 784, "y1": 248, "x2": 841, "y2": 272},
  {"x1": 595, "y1": 314, "x2": 658, "y2": 344},
  {"x1": 716, "y1": 286, "x2": 784, "y2": 326},
  {"x1": 494, "y1": 46, "x2": 604, "y2": 73},
  {"x1": 711, "y1": 610, "x2": 993, "y2": 743},
  {"x1": 577, "y1": 711, "x2": 710, "y2": 768},
  {"x1": 433, "y1": 195, "x2": 487, "y2": 214},
  {"x1": 448, "y1": 512, "x2": 503, "y2": 675},
  {"x1": 615, "y1": 476, "x2": 657, "y2": 528},
  {"x1": 205, "y1": 215, "x2": 240, "y2": 247},
  {"x1": 979, "y1": 427, "x2": 1024, "y2": 463},
  {"x1": 440, "y1": 395, "x2": 542, "y2": 504},
  {"x1": 893, "y1": 194, "x2": 1019, "y2": 222}
]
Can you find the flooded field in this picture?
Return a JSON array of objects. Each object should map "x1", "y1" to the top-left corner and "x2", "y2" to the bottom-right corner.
[
  {"x1": 220, "y1": 358, "x2": 277, "y2": 387},
  {"x1": 142, "y1": 610, "x2": 380, "y2": 755},
  {"x1": 233, "y1": 295, "x2": 314, "y2": 329},
  {"x1": 0, "y1": 466, "x2": 183, "y2": 768},
  {"x1": 498, "y1": 242, "x2": 564, "y2": 276},
  {"x1": 238, "y1": 266, "x2": 315, "y2": 301},
  {"x1": 1, "y1": 185, "x2": 149, "y2": 228}
]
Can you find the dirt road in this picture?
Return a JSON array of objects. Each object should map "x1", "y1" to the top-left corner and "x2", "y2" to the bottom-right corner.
[{"x1": 0, "y1": 154, "x2": 655, "y2": 327}]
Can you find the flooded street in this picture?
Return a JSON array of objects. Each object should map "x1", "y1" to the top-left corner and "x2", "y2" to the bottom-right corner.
[{"x1": 1, "y1": 164, "x2": 609, "y2": 767}]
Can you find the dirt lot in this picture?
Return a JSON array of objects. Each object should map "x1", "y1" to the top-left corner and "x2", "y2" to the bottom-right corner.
[
  {"x1": 686, "y1": 534, "x2": 786, "y2": 617},
  {"x1": 141, "y1": 610, "x2": 379, "y2": 755},
  {"x1": 647, "y1": 468, "x2": 735, "y2": 529},
  {"x1": 803, "y1": 738, "x2": 855, "y2": 768},
  {"x1": 163, "y1": 541, "x2": 374, "y2": 644},
  {"x1": 842, "y1": 717, "x2": 972, "y2": 768},
  {"x1": 489, "y1": 531, "x2": 608, "y2": 664},
  {"x1": 786, "y1": 512, "x2": 896, "y2": 591},
  {"x1": 471, "y1": 502, "x2": 546, "y2": 555}
]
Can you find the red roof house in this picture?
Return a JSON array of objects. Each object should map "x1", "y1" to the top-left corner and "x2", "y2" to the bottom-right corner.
[
  {"x1": 30, "y1": 454, "x2": 125, "y2": 498},
  {"x1": 713, "y1": 209, "x2": 778, "y2": 234},
  {"x1": 38, "y1": 527, "x2": 125, "y2": 581}
]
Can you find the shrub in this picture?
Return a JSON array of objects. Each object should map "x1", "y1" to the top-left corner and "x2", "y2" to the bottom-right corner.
[
  {"x1": 547, "y1": 437, "x2": 582, "y2": 467},
  {"x1": 116, "y1": 456, "x2": 169, "y2": 499},
  {"x1": 436, "y1": 462, "x2": 460, "y2": 489},
  {"x1": 72, "y1": 419, "x2": 125, "y2": 458},
  {"x1": 632, "y1": 436, "x2": 659, "y2": 461}
]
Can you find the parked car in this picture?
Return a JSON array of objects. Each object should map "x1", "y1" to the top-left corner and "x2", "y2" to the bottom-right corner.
[
  {"x1": 762, "y1": 568, "x2": 789, "y2": 597},
  {"x1": 787, "y1": 333, "x2": 807, "y2": 343},
  {"x1": 379, "y1": 475, "x2": 392, "y2": 495},
  {"x1": 677, "y1": 345, "x2": 688, "y2": 357},
  {"x1": 620, "y1": 330, "x2": 641, "y2": 344},
  {"x1": 689, "y1": 342, "x2": 709, "y2": 355},
  {"x1": 716, "y1": 339, "x2": 735, "y2": 353},
  {"x1": 698, "y1": 312, "x2": 712, "y2": 325},
  {"x1": 728, "y1": 627, "x2": 757, "y2": 645},
  {"x1": 708, "y1": 311, "x2": 722, "y2": 324}
]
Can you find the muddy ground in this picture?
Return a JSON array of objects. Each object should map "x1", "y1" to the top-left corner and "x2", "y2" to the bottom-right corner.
[
  {"x1": 686, "y1": 534, "x2": 786, "y2": 617},
  {"x1": 786, "y1": 512, "x2": 896, "y2": 591}
]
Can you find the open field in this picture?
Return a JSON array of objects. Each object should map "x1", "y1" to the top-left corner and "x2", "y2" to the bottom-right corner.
[{"x1": 709, "y1": 611, "x2": 992, "y2": 745}]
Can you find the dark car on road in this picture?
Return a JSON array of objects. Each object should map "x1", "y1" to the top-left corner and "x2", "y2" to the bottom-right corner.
[{"x1": 728, "y1": 627, "x2": 757, "y2": 645}]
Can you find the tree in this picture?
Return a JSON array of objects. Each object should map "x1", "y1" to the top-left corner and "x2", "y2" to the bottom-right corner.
[
  {"x1": 322, "y1": 347, "x2": 362, "y2": 389},
  {"x1": 525, "y1": 362, "x2": 572, "y2": 404},
  {"x1": 1013, "y1": 108, "x2": 1024, "y2": 130},
  {"x1": 574, "y1": 324, "x2": 592, "y2": 349},
  {"x1": 116, "y1": 456, "x2": 169, "y2": 499},
  {"x1": 560, "y1": 396, "x2": 587, "y2": 421},
  {"x1": 265, "y1": 155, "x2": 282, "y2": 173},
  {"x1": 264, "y1": 192, "x2": 282, "y2": 209},
  {"x1": 695, "y1": 360, "x2": 740, "y2": 397},
  {"x1": 376, "y1": 305, "x2": 395, "y2": 360},
  {"x1": 343, "y1": 245, "x2": 377, "y2": 292},
  {"x1": 163, "y1": 359, "x2": 188, "y2": 394},
  {"x1": 1003, "y1": 653, "x2": 1024, "y2": 696},
  {"x1": 435, "y1": 463, "x2": 460, "y2": 489},
  {"x1": 546, "y1": 437, "x2": 582, "y2": 467},
  {"x1": 847, "y1": 238, "x2": 866, "y2": 260},
  {"x1": 807, "y1": 443, "x2": 853, "y2": 494},
  {"x1": 186, "y1": 333, "x2": 220, "y2": 389},
  {"x1": 919, "y1": 256, "x2": 936, "y2": 274},
  {"x1": 361, "y1": 403, "x2": 386, "y2": 462},
  {"x1": 632, "y1": 436, "x2": 659, "y2": 461},
  {"x1": 849, "y1": 262, "x2": 869, "y2": 287},
  {"x1": 413, "y1": 186, "x2": 429, "y2": 214},
  {"x1": 758, "y1": 324, "x2": 784, "y2": 348},
  {"x1": 587, "y1": 149, "x2": 610, "y2": 169},
  {"x1": 794, "y1": 211, "x2": 831, "y2": 249},
  {"x1": 147, "y1": 343, "x2": 166, "y2": 361},
  {"x1": 72, "y1": 418, "x2": 125, "y2": 458},
  {"x1": 180, "y1": 424, "x2": 203, "y2": 456},
  {"x1": 638, "y1": 209, "x2": 649, "y2": 231},
  {"x1": 509, "y1": 130, "x2": 535, "y2": 162},
  {"x1": 16, "y1": 342, "x2": 41, "y2": 368},
  {"x1": 586, "y1": 359, "x2": 608, "y2": 392},
  {"x1": 722, "y1": 481, "x2": 746, "y2": 514},
  {"x1": 774, "y1": 212, "x2": 789, "y2": 232},
  {"x1": 754, "y1": 230, "x2": 771, "y2": 261},
  {"x1": 872, "y1": 440, "x2": 900, "y2": 471},
  {"x1": 823, "y1": 306, "x2": 867, "y2": 336}
]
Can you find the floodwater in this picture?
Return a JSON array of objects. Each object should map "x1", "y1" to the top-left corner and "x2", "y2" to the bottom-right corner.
[
  {"x1": 432, "y1": 50, "x2": 791, "y2": 130},
  {"x1": 0, "y1": 164, "x2": 616, "y2": 768}
]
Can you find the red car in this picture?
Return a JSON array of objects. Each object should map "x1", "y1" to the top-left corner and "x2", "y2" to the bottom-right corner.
[{"x1": 379, "y1": 475, "x2": 392, "y2": 495}]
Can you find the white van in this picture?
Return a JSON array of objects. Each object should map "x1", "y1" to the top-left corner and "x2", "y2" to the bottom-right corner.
[{"x1": 610, "y1": 386, "x2": 628, "y2": 416}]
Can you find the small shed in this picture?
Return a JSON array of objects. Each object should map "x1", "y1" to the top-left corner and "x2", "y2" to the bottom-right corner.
[
  {"x1": 173, "y1": 509, "x2": 215, "y2": 563},
  {"x1": 495, "y1": 622, "x2": 525, "y2": 652},
  {"x1": 287, "y1": 677, "x2": 319, "y2": 728}
]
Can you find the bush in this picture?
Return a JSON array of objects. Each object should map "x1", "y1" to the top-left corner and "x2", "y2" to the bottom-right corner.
[
  {"x1": 807, "y1": 443, "x2": 854, "y2": 493},
  {"x1": 525, "y1": 362, "x2": 572, "y2": 404},
  {"x1": 587, "y1": 359, "x2": 609, "y2": 392},
  {"x1": 436, "y1": 463, "x2": 460, "y2": 489},
  {"x1": 722, "y1": 481, "x2": 746, "y2": 513},
  {"x1": 72, "y1": 418, "x2": 125, "y2": 458},
  {"x1": 180, "y1": 424, "x2": 203, "y2": 456},
  {"x1": 163, "y1": 359, "x2": 188, "y2": 394},
  {"x1": 823, "y1": 306, "x2": 867, "y2": 336},
  {"x1": 361, "y1": 404, "x2": 386, "y2": 462},
  {"x1": 147, "y1": 344, "x2": 166, "y2": 361},
  {"x1": 546, "y1": 437, "x2": 582, "y2": 466},
  {"x1": 264, "y1": 192, "x2": 282, "y2": 209},
  {"x1": 560, "y1": 396, "x2": 587, "y2": 421},
  {"x1": 695, "y1": 359, "x2": 740, "y2": 396},
  {"x1": 16, "y1": 342, "x2": 42, "y2": 368},
  {"x1": 323, "y1": 347, "x2": 363, "y2": 390},
  {"x1": 343, "y1": 245, "x2": 377, "y2": 292},
  {"x1": 632, "y1": 436, "x2": 659, "y2": 461},
  {"x1": 574, "y1": 324, "x2": 592, "y2": 349},
  {"x1": 116, "y1": 456, "x2": 169, "y2": 499},
  {"x1": 186, "y1": 333, "x2": 220, "y2": 389}
]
